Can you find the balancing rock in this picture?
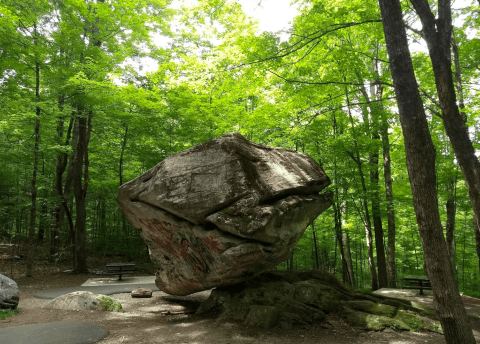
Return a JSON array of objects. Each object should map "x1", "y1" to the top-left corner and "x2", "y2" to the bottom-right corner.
[{"x1": 118, "y1": 133, "x2": 333, "y2": 295}]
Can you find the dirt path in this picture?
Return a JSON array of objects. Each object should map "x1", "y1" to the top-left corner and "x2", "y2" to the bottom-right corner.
[{"x1": 2, "y1": 273, "x2": 480, "y2": 344}]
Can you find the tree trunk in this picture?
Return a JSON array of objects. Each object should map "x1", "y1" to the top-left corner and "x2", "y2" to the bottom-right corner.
[
  {"x1": 378, "y1": 0, "x2": 475, "y2": 342},
  {"x1": 342, "y1": 232, "x2": 355, "y2": 287},
  {"x1": 345, "y1": 88, "x2": 378, "y2": 291},
  {"x1": 37, "y1": 199, "x2": 47, "y2": 243},
  {"x1": 26, "y1": 23, "x2": 41, "y2": 278},
  {"x1": 119, "y1": 124, "x2": 129, "y2": 257},
  {"x1": 473, "y1": 218, "x2": 480, "y2": 278},
  {"x1": 381, "y1": 117, "x2": 397, "y2": 287},
  {"x1": 445, "y1": 181, "x2": 456, "y2": 260},
  {"x1": 333, "y1": 201, "x2": 351, "y2": 286},
  {"x1": 51, "y1": 113, "x2": 75, "y2": 259},
  {"x1": 370, "y1": 153, "x2": 388, "y2": 288},
  {"x1": 359, "y1": 71, "x2": 388, "y2": 289},
  {"x1": 321, "y1": 231, "x2": 330, "y2": 271},
  {"x1": 410, "y1": 0, "x2": 480, "y2": 250},
  {"x1": 312, "y1": 221, "x2": 320, "y2": 269},
  {"x1": 72, "y1": 109, "x2": 91, "y2": 274},
  {"x1": 119, "y1": 124, "x2": 128, "y2": 186}
]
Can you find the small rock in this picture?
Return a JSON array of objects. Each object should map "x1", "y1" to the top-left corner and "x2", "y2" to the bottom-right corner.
[
  {"x1": 131, "y1": 287, "x2": 152, "y2": 298},
  {"x1": 45, "y1": 291, "x2": 101, "y2": 311},
  {"x1": 0, "y1": 274, "x2": 19, "y2": 309}
]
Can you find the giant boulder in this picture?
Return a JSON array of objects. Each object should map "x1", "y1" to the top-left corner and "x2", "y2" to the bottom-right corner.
[
  {"x1": 0, "y1": 274, "x2": 19, "y2": 309},
  {"x1": 118, "y1": 133, "x2": 333, "y2": 295}
]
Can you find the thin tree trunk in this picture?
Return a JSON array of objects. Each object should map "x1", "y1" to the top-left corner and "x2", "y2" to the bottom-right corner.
[
  {"x1": 72, "y1": 109, "x2": 91, "y2": 273},
  {"x1": 312, "y1": 222, "x2": 320, "y2": 269},
  {"x1": 119, "y1": 125, "x2": 128, "y2": 186},
  {"x1": 378, "y1": 0, "x2": 475, "y2": 341},
  {"x1": 26, "y1": 23, "x2": 41, "y2": 278},
  {"x1": 119, "y1": 124, "x2": 129, "y2": 257},
  {"x1": 381, "y1": 117, "x2": 397, "y2": 287},
  {"x1": 333, "y1": 202, "x2": 345, "y2": 278},
  {"x1": 342, "y1": 232, "x2": 355, "y2": 287},
  {"x1": 370, "y1": 155, "x2": 388, "y2": 288},
  {"x1": 51, "y1": 113, "x2": 74, "y2": 259},
  {"x1": 345, "y1": 88, "x2": 378, "y2": 291},
  {"x1": 321, "y1": 231, "x2": 330, "y2": 271},
  {"x1": 37, "y1": 199, "x2": 47, "y2": 243},
  {"x1": 359, "y1": 75, "x2": 388, "y2": 289}
]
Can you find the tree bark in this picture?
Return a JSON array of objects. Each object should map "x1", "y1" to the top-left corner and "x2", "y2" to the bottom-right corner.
[
  {"x1": 73, "y1": 111, "x2": 88, "y2": 273},
  {"x1": 72, "y1": 109, "x2": 92, "y2": 274},
  {"x1": 378, "y1": 0, "x2": 475, "y2": 342},
  {"x1": 342, "y1": 231, "x2": 355, "y2": 287},
  {"x1": 381, "y1": 115, "x2": 397, "y2": 287},
  {"x1": 345, "y1": 88, "x2": 378, "y2": 291},
  {"x1": 370, "y1": 153, "x2": 388, "y2": 288},
  {"x1": 445, "y1": 181, "x2": 456, "y2": 260},
  {"x1": 119, "y1": 124, "x2": 128, "y2": 186},
  {"x1": 51, "y1": 113, "x2": 74, "y2": 259},
  {"x1": 311, "y1": 221, "x2": 320, "y2": 269},
  {"x1": 37, "y1": 199, "x2": 47, "y2": 243},
  {"x1": 333, "y1": 201, "x2": 348, "y2": 283},
  {"x1": 26, "y1": 22, "x2": 41, "y2": 278},
  {"x1": 473, "y1": 218, "x2": 480, "y2": 279},
  {"x1": 358, "y1": 71, "x2": 388, "y2": 289},
  {"x1": 410, "y1": 0, "x2": 480, "y2": 247}
]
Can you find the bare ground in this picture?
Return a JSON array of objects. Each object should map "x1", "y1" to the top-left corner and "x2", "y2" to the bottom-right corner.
[{"x1": 2, "y1": 262, "x2": 480, "y2": 343}]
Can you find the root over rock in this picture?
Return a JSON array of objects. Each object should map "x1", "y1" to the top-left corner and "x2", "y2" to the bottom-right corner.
[{"x1": 196, "y1": 270, "x2": 439, "y2": 332}]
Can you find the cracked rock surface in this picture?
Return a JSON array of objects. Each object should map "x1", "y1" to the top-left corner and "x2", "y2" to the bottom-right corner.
[{"x1": 118, "y1": 133, "x2": 333, "y2": 295}]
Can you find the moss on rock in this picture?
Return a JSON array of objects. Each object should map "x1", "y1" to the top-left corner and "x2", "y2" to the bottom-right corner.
[
  {"x1": 197, "y1": 269, "x2": 437, "y2": 332},
  {"x1": 342, "y1": 301, "x2": 397, "y2": 317},
  {"x1": 343, "y1": 308, "x2": 433, "y2": 332},
  {"x1": 94, "y1": 295, "x2": 123, "y2": 312}
]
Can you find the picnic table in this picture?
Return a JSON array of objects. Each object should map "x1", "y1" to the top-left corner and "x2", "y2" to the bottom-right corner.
[
  {"x1": 403, "y1": 277, "x2": 432, "y2": 295},
  {"x1": 96, "y1": 262, "x2": 135, "y2": 281}
]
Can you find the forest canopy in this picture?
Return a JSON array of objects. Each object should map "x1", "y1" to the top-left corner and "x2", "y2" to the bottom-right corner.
[{"x1": 1, "y1": 0, "x2": 479, "y2": 300}]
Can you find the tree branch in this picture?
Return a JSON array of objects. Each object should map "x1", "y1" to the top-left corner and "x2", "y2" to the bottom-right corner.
[
  {"x1": 404, "y1": 23, "x2": 425, "y2": 38},
  {"x1": 221, "y1": 19, "x2": 383, "y2": 72},
  {"x1": 266, "y1": 68, "x2": 394, "y2": 87}
]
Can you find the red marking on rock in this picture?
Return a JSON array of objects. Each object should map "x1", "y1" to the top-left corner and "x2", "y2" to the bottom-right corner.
[{"x1": 202, "y1": 235, "x2": 223, "y2": 254}]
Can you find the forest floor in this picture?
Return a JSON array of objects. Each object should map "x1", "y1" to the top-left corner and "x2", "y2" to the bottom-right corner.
[{"x1": 2, "y1": 261, "x2": 480, "y2": 344}]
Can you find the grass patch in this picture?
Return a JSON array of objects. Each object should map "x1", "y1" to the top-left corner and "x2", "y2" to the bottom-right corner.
[{"x1": 0, "y1": 309, "x2": 19, "y2": 320}]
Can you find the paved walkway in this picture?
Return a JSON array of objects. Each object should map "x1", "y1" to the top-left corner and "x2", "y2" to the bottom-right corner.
[
  {"x1": 9, "y1": 276, "x2": 159, "y2": 343},
  {"x1": 0, "y1": 321, "x2": 109, "y2": 344}
]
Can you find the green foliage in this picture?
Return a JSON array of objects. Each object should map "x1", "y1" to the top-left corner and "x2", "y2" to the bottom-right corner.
[
  {"x1": 0, "y1": 309, "x2": 19, "y2": 320},
  {"x1": 0, "y1": 0, "x2": 479, "y2": 299}
]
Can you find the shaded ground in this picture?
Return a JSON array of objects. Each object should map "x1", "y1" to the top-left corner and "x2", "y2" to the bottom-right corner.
[{"x1": 3, "y1": 269, "x2": 480, "y2": 344}]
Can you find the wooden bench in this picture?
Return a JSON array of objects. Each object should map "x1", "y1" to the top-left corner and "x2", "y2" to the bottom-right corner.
[
  {"x1": 96, "y1": 262, "x2": 135, "y2": 281},
  {"x1": 403, "y1": 277, "x2": 432, "y2": 295}
]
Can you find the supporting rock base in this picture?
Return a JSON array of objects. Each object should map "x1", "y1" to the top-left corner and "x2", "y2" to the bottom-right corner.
[{"x1": 196, "y1": 270, "x2": 439, "y2": 331}]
